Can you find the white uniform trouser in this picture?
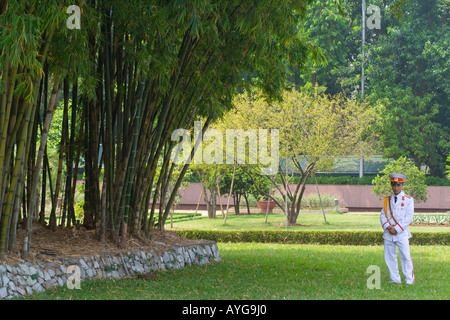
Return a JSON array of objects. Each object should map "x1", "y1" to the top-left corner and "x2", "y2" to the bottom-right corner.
[{"x1": 384, "y1": 238, "x2": 415, "y2": 284}]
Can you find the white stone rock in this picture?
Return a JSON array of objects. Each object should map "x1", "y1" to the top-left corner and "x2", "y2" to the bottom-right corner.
[
  {"x1": 2, "y1": 274, "x2": 10, "y2": 287},
  {"x1": 26, "y1": 276, "x2": 36, "y2": 286},
  {"x1": 44, "y1": 272, "x2": 51, "y2": 281},
  {"x1": 25, "y1": 286, "x2": 33, "y2": 295},
  {"x1": 8, "y1": 281, "x2": 16, "y2": 292},
  {"x1": 59, "y1": 265, "x2": 66, "y2": 274},
  {"x1": 0, "y1": 287, "x2": 7, "y2": 299},
  {"x1": 16, "y1": 286, "x2": 26, "y2": 296},
  {"x1": 19, "y1": 264, "x2": 30, "y2": 275},
  {"x1": 18, "y1": 276, "x2": 27, "y2": 286},
  {"x1": 29, "y1": 266, "x2": 37, "y2": 276},
  {"x1": 32, "y1": 283, "x2": 44, "y2": 293},
  {"x1": 80, "y1": 259, "x2": 89, "y2": 269},
  {"x1": 47, "y1": 268, "x2": 55, "y2": 277}
]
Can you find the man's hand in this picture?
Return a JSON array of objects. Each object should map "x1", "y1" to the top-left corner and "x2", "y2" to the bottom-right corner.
[{"x1": 387, "y1": 226, "x2": 397, "y2": 235}]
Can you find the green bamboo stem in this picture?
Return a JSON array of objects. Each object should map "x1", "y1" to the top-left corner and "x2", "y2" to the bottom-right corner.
[
  {"x1": 0, "y1": 64, "x2": 17, "y2": 218},
  {"x1": 0, "y1": 101, "x2": 33, "y2": 259},
  {"x1": 22, "y1": 78, "x2": 61, "y2": 257}
]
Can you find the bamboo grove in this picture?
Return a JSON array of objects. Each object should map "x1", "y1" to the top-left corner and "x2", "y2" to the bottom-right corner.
[{"x1": 0, "y1": 0, "x2": 318, "y2": 259}]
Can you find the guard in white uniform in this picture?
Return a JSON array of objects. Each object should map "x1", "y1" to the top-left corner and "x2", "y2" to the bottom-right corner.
[{"x1": 380, "y1": 173, "x2": 415, "y2": 284}]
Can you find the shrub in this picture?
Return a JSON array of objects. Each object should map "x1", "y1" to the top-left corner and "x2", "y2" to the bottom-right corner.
[
  {"x1": 74, "y1": 199, "x2": 85, "y2": 223},
  {"x1": 305, "y1": 193, "x2": 339, "y2": 208},
  {"x1": 372, "y1": 157, "x2": 428, "y2": 202},
  {"x1": 174, "y1": 229, "x2": 449, "y2": 246},
  {"x1": 412, "y1": 214, "x2": 450, "y2": 225},
  {"x1": 305, "y1": 175, "x2": 375, "y2": 185},
  {"x1": 425, "y1": 176, "x2": 450, "y2": 186}
]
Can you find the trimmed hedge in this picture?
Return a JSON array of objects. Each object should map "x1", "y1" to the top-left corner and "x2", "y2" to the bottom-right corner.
[{"x1": 174, "y1": 229, "x2": 449, "y2": 246}]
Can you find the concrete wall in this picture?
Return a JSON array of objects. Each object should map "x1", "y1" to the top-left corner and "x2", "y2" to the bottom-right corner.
[{"x1": 175, "y1": 183, "x2": 450, "y2": 212}]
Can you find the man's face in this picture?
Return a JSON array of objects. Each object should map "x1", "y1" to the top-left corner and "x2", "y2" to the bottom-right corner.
[{"x1": 391, "y1": 182, "x2": 403, "y2": 195}]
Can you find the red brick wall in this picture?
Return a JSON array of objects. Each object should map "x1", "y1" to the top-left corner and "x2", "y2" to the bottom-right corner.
[{"x1": 175, "y1": 183, "x2": 450, "y2": 212}]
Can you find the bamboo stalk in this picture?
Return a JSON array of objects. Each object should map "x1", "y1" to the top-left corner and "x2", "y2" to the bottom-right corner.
[
  {"x1": 0, "y1": 100, "x2": 33, "y2": 259},
  {"x1": 128, "y1": 81, "x2": 144, "y2": 235},
  {"x1": 63, "y1": 80, "x2": 78, "y2": 227},
  {"x1": 0, "y1": 64, "x2": 17, "y2": 220},
  {"x1": 22, "y1": 78, "x2": 62, "y2": 257},
  {"x1": 52, "y1": 79, "x2": 68, "y2": 228}
]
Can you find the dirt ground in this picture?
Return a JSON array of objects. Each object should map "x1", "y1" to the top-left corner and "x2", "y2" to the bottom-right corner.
[{"x1": 0, "y1": 225, "x2": 205, "y2": 266}]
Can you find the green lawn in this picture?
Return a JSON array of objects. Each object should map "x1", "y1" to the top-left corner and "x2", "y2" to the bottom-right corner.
[
  {"x1": 21, "y1": 243, "x2": 449, "y2": 300},
  {"x1": 17, "y1": 211, "x2": 448, "y2": 300},
  {"x1": 168, "y1": 211, "x2": 448, "y2": 233}
]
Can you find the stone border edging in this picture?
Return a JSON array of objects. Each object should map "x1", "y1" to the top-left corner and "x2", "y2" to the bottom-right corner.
[{"x1": 0, "y1": 241, "x2": 220, "y2": 300}]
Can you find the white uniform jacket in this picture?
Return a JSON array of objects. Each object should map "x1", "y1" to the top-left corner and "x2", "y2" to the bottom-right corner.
[{"x1": 380, "y1": 191, "x2": 414, "y2": 242}]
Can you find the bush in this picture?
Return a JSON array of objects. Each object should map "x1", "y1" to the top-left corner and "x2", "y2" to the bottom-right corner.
[
  {"x1": 425, "y1": 176, "x2": 450, "y2": 186},
  {"x1": 304, "y1": 193, "x2": 339, "y2": 208},
  {"x1": 412, "y1": 214, "x2": 450, "y2": 225},
  {"x1": 157, "y1": 213, "x2": 205, "y2": 224},
  {"x1": 74, "y1": 200, "x2": 84, "y2": 223},
  {"x1": 305, "y1": 175, "x2": 375, "y2": 185},
  {"x1": 174, "y1": 229, "x2": 449, "y2": 246},
  {"x1": 372, "y1": 157, "x2": 428, "y2": 202}
]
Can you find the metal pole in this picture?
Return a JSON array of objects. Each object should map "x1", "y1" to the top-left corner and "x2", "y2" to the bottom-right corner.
[
  {"x1": 361, "y1": 0, "x2": 366, "y2": 99},
  {"x1": 285, "y1": 155, "x2": 288, "y2": 228},
  {"x1": 359, "y1": 0, "x2": 366, "y2": 178}
]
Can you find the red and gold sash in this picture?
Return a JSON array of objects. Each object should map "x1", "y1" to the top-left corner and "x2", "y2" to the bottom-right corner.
[{"x1": 384, "y1": 196, "x2": 399, "y2": 225}]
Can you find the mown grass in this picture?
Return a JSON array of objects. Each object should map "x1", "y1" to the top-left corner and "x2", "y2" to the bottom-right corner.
[
  {"x1": 21, "y1": 243, "x2": 449, "y2": 300},
  {"x1": 168, "y1": 211, "x2": 448, "y2": 233},
  {"x1": 17, "y1": 211, "x2": 448, "y2": 300}
]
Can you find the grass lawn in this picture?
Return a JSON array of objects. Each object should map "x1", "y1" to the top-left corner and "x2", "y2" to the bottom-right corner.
[
  {"x1": 16, "y1": 211, "x2": 448, "y2": 300},
  {"x1": 168, "y1": 211, "x2": 448, "y2": 233},
  {"x1": 21, "y1": 243, "x2": 449, "y2": 300}
]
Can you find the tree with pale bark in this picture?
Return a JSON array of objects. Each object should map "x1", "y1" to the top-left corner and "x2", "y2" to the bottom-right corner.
[{"x1": 223, "y1": 86, "x2": 378, "y2": 225}]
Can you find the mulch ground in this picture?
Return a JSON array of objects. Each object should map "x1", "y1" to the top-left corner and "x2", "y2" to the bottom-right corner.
[{"x1": 0, "y1": 225, "x2": 206, "y2": 266}]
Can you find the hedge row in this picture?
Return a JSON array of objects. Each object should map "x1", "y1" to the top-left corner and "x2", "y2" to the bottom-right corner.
[
  {"x1": 185, "y1": 172, "x2": 450, "y2": 186},
  {"x1": 174, "y1": 229, "x2": 450, "y2": 246}
]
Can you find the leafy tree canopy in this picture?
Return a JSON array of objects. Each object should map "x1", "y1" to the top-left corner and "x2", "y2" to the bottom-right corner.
[{"x1": 372, "y1": 156, "x2": 428, "y2": 202}]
